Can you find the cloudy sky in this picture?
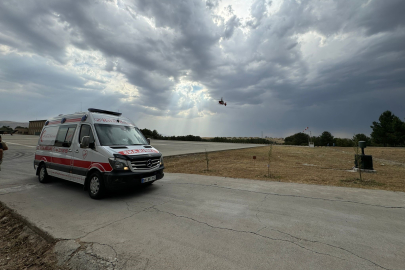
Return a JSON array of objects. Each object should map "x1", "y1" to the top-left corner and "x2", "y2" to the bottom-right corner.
[{"x1": 0, "y1": 0, "x2": 404, "y2": 138}]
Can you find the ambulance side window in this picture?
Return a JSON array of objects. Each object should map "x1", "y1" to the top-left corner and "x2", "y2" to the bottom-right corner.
[
  {"x1": 39, "y1": 126, "x2": 58, "y2": 146},
  {"x1": 79, "y1": 125, "x2": 95, "y2": 148},
  {"x1": 65, "y1": 127, "x2": 76, "y2": 145},
  {"x1": 54, "y1": 127, "x2": 69, "y2": 147},
  {"x1": 54, "y1": 125, "x2": 76, "y2": 147}
]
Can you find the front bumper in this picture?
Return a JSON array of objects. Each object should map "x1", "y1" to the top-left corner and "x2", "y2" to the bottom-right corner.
[{"x1": 103, "y1": 166, "x2": 164, "y2": 189}]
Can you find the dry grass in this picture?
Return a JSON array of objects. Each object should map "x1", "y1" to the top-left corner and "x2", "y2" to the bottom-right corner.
[{"x1": 165, "y1": 146, "x2": 405, "y2": 192}]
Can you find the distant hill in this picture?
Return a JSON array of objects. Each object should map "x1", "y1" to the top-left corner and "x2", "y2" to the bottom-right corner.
[{"x1": 0, "y1": 121, "x2": 29, "y2": 129}]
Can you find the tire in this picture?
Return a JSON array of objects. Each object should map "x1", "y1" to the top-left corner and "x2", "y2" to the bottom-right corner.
[
  {"x1": 88, "y1": 172, "x2": 106, "y2": 199},
  {"x1": 38, "y1": 164, "x2": 50, "y2": 183}
]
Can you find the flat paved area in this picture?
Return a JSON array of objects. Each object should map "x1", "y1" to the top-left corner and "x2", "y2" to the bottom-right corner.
[
  {"x1": 0, "y1": 134, "x2": 264, "y2": 157},
  {"x1": 1, "y1": 135, "x2": 405, "y2": 269}
]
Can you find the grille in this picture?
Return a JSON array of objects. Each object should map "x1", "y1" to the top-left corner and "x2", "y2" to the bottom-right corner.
[{"x1": 131, "y1": 158, "x2": 160, "y2": 171}]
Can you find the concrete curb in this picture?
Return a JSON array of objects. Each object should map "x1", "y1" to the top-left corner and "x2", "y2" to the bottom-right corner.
[
  {"x1": 0, "y1": 200, "x2": 55, "y2": 244},
  {"x1": 0, "y1": 200, "x2": 118, "y2": 270}
]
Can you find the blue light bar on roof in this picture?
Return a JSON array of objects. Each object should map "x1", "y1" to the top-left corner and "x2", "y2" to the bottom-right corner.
[{"x1": 88, "y1": 108, "x2": 122, "y2": 116}]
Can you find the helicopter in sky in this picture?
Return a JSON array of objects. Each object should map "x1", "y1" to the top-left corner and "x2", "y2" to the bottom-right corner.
[{"x1": 218, "y1": 97, "x2": 227, "y2": 106}]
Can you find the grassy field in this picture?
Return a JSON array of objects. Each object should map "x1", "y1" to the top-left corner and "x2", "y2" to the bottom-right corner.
[{"x1": 164, "y1": 146, "x2": 405, "y2": 192}]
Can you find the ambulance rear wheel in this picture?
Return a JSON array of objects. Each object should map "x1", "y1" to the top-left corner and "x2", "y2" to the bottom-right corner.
[
  {"x1": 88, "y1": 172, "x2": 105, "y2": 199},
  {"x1": 38, "y1": 164, "x2": 50, "y2": 183}
]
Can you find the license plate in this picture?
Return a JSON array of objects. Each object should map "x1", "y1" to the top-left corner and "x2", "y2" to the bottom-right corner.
[{"x1": 141, "y1": 175, "x2": 156, "y2": 183}]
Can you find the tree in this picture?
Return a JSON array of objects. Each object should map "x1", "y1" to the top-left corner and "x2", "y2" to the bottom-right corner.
[
  {"x1": 393, "y1": 117, "x2": 405, "y2": 146},
  {"x1": 0, "y1": 126, "x2": 13, "y2": 131},
  {"x1": 352, "y1": 134, "x2": 371, "y2": 146},
  {"x1": 371, "y1": 111, "x2": 404, "y2": 146},
  {"x1": 152, "y1": 129, "x2": 161, "y2": 139},
  {"x1": 284, "y1": 133, "x2": 309, "y2": 145},
  {"x1": 335, "y1": 138, "x2": 353, "y2": 147},
  {"x1": 319, "y1": 131, "x2": 334, "y2": 146},
  {"x1": 140, "y1": 128, "x2": 153, "y2": 138},
  {"x1": 311, "y1": 136, "x2": 321, "y2": 146}
]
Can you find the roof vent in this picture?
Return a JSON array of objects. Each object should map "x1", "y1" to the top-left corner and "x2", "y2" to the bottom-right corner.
[{"x1": 88, "y1": 108, "x2": 122, "y2": 116}]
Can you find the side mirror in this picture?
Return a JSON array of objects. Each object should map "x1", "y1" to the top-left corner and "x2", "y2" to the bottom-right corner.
[
  {"x1": 81, "y1": 136, "x2": 90, "y2": 148},
  {"x1": 147, "y1": 138, "x2": 151, "y2": 145}
]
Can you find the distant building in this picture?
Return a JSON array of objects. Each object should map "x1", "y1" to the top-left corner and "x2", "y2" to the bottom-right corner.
[
  {"x1": 28, "y1": 120, "x2": 46, "y2": 135},
  {"x1": 14, "y1": 127, "x2": 29, "y2": 134}
]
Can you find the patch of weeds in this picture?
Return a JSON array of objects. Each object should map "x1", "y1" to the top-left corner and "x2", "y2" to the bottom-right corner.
[
  {"x1": 202, "y1": 169, "x2": 216, "y2": 173},
  {"x1": 340, "y1": 178, "x2": 385, "y2": 187}
]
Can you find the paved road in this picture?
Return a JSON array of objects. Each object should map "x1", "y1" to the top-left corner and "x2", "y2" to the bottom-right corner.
[{"x1": 0, "y1": 135, "x2": 404, "y2": 270}]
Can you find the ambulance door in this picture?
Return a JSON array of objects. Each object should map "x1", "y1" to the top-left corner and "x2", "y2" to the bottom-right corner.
[
  {"x1": 36, "y1": 125, "x2": 58, "y2": 174},
  {"x1": 52, "y1": 125, "x2": 77, "y2": 181},
  {"x1": 70, "y1": 124, "x2": 96, "y2": 184}
]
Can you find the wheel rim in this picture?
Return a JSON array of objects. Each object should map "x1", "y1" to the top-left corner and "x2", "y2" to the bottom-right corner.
[
  {"x1": 40, "y1": 167, "x2": 45, "y2": 181},
  {"x1": 90, "y1": 176, "x2": 100, "y2": 195}
]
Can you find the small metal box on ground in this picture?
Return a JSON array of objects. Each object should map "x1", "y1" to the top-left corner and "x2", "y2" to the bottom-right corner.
[{"x1": 354, "y1": 155, "x2": 374, "y2": 170}]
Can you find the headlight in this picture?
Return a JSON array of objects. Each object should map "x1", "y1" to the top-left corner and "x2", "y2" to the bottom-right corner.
[
  {"x1": 160, "y1": 156, "x2": 164, "y2": 165},
  {"x1": 108, "y1": 158, "x2": 129, "y2": 171}
]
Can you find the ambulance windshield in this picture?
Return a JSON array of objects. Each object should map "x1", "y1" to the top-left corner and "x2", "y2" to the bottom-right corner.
[{"x1": 94, "y1": 124, "x2": 148, "y2": 146}]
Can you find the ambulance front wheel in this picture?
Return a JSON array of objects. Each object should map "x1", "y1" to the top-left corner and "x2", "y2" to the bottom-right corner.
[
  {"x1": 88, "y1": 172, "x2": 106, "y2": 199},
  {"x1": 38, "y1": 164, "x2": 50, "y2": 183}
]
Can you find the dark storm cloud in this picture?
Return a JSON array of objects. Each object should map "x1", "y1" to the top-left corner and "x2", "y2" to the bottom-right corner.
[
  {"x1": 0, "y1": 1, "x2": 70, "y2": 62},
  {"x1": 43, "y1": 0, "x2": 223, "y2": 109},
  {"x1": 0, "y1": 53, "x2": 148, "y2": 123},
  {"x1": 1, "y1": 56, "x2": 80, "y2": 88},
  {"x1": 279, "y1": 30, "x2": 405, "y2": 108},
  {"x1": 245, "y1": 0, "x2": 269, "y2": 29},
  {"x1": 0, "y1": 0, "x2": 404, "y2": 137},
  {"x1": 224, "y1": 15, "x2": 240, "y2": 39},
  {"x1": 354, "y1": 0, "x2": 405, "y2": 36}
]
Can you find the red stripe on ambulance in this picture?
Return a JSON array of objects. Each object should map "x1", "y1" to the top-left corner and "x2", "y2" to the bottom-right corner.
[
  {"x1": 35, "y1": 155, "x2": 113, "y2": 172},
  {"x1": 118, "y1": 149, "x2": 158, "y2": 155}
]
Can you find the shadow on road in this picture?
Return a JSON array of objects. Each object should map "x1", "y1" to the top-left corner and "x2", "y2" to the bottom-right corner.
[{"x1": 42, "y1": 177, "x2": 160, "y2": 201}]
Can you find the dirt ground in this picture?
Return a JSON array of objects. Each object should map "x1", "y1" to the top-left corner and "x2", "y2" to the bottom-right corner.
[
  {"x1": 0, "y1": 203, "x2": 68, "y2": 270},
  {"x1": 165, "y1": 146, "x2": 405, "y2": 192}
]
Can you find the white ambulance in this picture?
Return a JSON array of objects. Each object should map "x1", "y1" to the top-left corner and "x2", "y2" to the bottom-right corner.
[{"x1": 34, "y1": 108, "x2": 164, "y2": 199}]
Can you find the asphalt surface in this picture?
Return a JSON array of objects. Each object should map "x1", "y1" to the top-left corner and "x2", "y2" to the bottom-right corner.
[{"x1": 0, "y1": 135, "x2": 404, "y2": 270}]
